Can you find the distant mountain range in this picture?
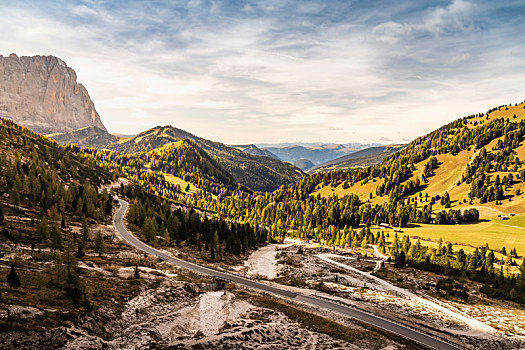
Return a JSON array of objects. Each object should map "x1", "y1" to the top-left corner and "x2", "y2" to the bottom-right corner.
[
  {"x1": 308, "y1": 144, "x2": 406, "y2": 173},
  {"x1": 230, "y1": 144, "x2": 281, "y2": 160},
  {"x1": 256, "y1": 143, "x2": 382, "y2": 170}
]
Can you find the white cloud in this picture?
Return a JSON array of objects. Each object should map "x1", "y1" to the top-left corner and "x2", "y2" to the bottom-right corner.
[
  {"x1": 371, "y1": 0, "x2": 476, "y2": 43},
  {"x1": 0, "y1": 1, "x2": 523, "y2": 144}
]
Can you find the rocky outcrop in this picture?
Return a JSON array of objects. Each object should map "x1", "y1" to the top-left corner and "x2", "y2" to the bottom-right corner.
[{"x1": 0, "y1": 53, "x2": 106, "y2": 134}]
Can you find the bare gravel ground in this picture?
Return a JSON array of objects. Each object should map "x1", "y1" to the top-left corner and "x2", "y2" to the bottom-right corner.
[
  {"x1": 0, "y1": 254, "x2": 407, "y2": 350},
  {"x1": 244, "y1": 243, "x2": 525, "y2": 350}
]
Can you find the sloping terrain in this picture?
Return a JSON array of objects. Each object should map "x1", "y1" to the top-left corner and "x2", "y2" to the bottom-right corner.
[
  {"x1": 313, "y1": 102, "x2": 525, "y2": 210},
  {"x1": 310, "y1": 144, "x2": 406, "y2": 173},
  {"x1": 306, "y1": 101, "x2": 525, "y2": 256},
  {"x1": 110, "y1": 126, "x2": 304, "y2": 192},
  {"x1": 294, "y1": 158, "x2": 315, "y2": 171},
  {"x1": 231, "y1": 144, "x2": 281, "y2": 160},
  {"x1": 49, "y1": 126, "x2": 118, "y2": 148},
  {"x1": 262, "y1": 143, "x2": 380, "y2": 166}
]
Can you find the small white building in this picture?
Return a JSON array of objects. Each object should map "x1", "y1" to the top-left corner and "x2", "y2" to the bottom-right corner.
[{"x1": 379, "y1": 223, "x2": 390, "y2": 228}]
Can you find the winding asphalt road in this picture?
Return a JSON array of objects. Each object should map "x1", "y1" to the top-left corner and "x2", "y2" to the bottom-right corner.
[{"x1": 114, "y1": 198, "x2": 462, "y2": 350}]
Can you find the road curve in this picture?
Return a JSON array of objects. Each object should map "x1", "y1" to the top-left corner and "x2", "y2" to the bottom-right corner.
[{"x1": 114, "y1": 198, "x2": 461, "y2": 350}]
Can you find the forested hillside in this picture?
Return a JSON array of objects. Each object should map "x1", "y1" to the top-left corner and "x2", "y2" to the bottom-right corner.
[
  {"x1": 0, "y1": 117, "x2": 278, "y2": 338},
  {"x1": 310, "y1": 102, "x2": 525, "y2": 214},
  {"x1": 110, "y1": 125, "x2": 304, "y2": 192},
  {"x1": 75, "y1": 139, "x2": 240, "y2": 197},
  {"x1": 0, "y1": 117, "x2": 120, "y2": 317},
  {"x1": 0, "y1": 118, "x2": 114, "y2": 217},
  {"x1": 121, "y1": 185, "x2": 267, "y2": 261}
]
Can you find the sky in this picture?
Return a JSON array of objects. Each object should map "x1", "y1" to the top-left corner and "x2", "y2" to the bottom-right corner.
[{"x1": 1, "y1": 0, "x2": 525, "y2": 144}]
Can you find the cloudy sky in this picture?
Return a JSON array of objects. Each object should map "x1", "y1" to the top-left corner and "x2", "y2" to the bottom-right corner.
[{"x1": 1, "y1": 0, "x2": 525, "y2": 144}]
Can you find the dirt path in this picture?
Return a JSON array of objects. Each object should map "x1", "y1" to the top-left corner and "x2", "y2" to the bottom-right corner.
[{"x1": 493, "y1": 222, "x2": 525, "y2": 230}]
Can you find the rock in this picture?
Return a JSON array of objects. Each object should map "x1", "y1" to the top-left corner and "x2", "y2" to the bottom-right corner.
[
  {"x1": 0, "y1": 54, "x2": 106, "y2": 134},
  {"x1": 193, "y1": 330, "x2": 205, "y2": 339},
  {"x1": 78, "y1": 315, "x2": 101, "y2": 334},
  {"x1": 184, "y1": 283, "x2": 200, "y2": 295}
]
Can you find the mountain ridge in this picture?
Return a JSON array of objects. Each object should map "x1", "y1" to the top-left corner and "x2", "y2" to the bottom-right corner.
[
  {"x1": 261, "y1": 142, "x2": 382, "y2": 168},
  {"x1": 109, "y1": 125, "x2": 305, "y2": 192},
  {"x1": 309, "y1": 144, "x2": 406, "y2": 173},
  {"x1": 230, "y1": 144, "x2": 281, "y2": 160}
]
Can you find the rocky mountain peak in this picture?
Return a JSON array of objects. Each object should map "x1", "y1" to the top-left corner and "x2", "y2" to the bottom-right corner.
[{"x1": 0, "y1": 54, "x2": 106, "y2": 134}]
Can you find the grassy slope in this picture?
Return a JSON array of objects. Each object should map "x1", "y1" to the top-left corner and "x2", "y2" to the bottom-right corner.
[
  {"x1": 140, "y1": 141, "x2": 224, "y2": 196},
  {"x1": 313, "y1": 102, "x2": 525, "y2": 255}
]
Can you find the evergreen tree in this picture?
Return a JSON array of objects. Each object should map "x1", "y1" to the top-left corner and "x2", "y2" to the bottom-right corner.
[
  {"x1": 94, "y1": 231, "x2": 105, "y2": 257},
  {"x1": 519, "y1": 260, "x2": 525, "y2": 286},
  {"x1": 163, "y1": 229, "x2": 170, "y2": 246},
  {"x1": 210, "y1": 230, "x2": 219, "y2": 261},
  {"x1": 142, "y1": 217, "x2": 157, "y2": 243},
  {"x1": 49, "y1": 225, "x2": 63, "y2": 252},
  {"x1": 395, "y1": 251, "x2": 406, "y2": 267},
  {"x1": 36, "y1": 217, "x2": 50, "y2": 242},
  {"x1": 81, "y1": 217, "x2": 89, "y2": 244},
  {"x1": 504, "y1": 255, "x2": 513, "y2": 275},
  {"x1": 76, "y1": 240, "x2": 85, "y2": 258},
  {"x1": 0, "y1": 203, "x2": 4, "y2": 226},
  {"x1": 65, "y1": 242, "x2": 83, "y2": 306},
  {"x1": 7, "y1": 263, "x2": 21, "y2": 289}
]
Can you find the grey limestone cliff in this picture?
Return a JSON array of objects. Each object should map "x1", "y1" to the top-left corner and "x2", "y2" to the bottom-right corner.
[{"x1": 0, "y1": 53, "x2": 106, "y2": 134}]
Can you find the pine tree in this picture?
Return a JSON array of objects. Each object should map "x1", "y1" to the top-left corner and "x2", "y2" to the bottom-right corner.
[
  {"x1": 7, "y1": 263, "x2": 21, "y2": 289},
  {"x1": 395, "y1": 251, "x2": 406, "y2": 267},
  {"x1": 65, "y1": 242, "x2": 82, "y2": 306},
  {"x1": 519, "y1": 260, "x2": 525, "y2": 286},
  {"x1": 163, "y1": 228, "x2": 170, "y2": 246},
  {"x1": 361, "y1": 236, "x2": 368, "y2": 249},
  {"x1": 76, "y1": 240, "x2": 85, "y2": 258},
  {"x1": 134, "y1": 264, "x2": 140, "y2": 279},
  {"x1": 36, "y1": 217, "x2": 50, "y2": 242},
  {"x1": 210, "y1": 231, "x2": 219, "y2": 261},
  {"x1": 49, "y1": 225, "x2": 63, "y2": 252},
  {"x1": 94, "y1": 231, "x2": 105, "y2": 257},
  {"x1": 0, "y1": 203, "x2": 4, "y2": 226},
  {"x1": 81, "y1": 217, "x2": 89, "y2": 244},
  {"x1": 142, "y1": 217, "x2": 157, "y2": 243},
  {"x1": 504, "y1": 255, "x2": 513, "y2": 276}
]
